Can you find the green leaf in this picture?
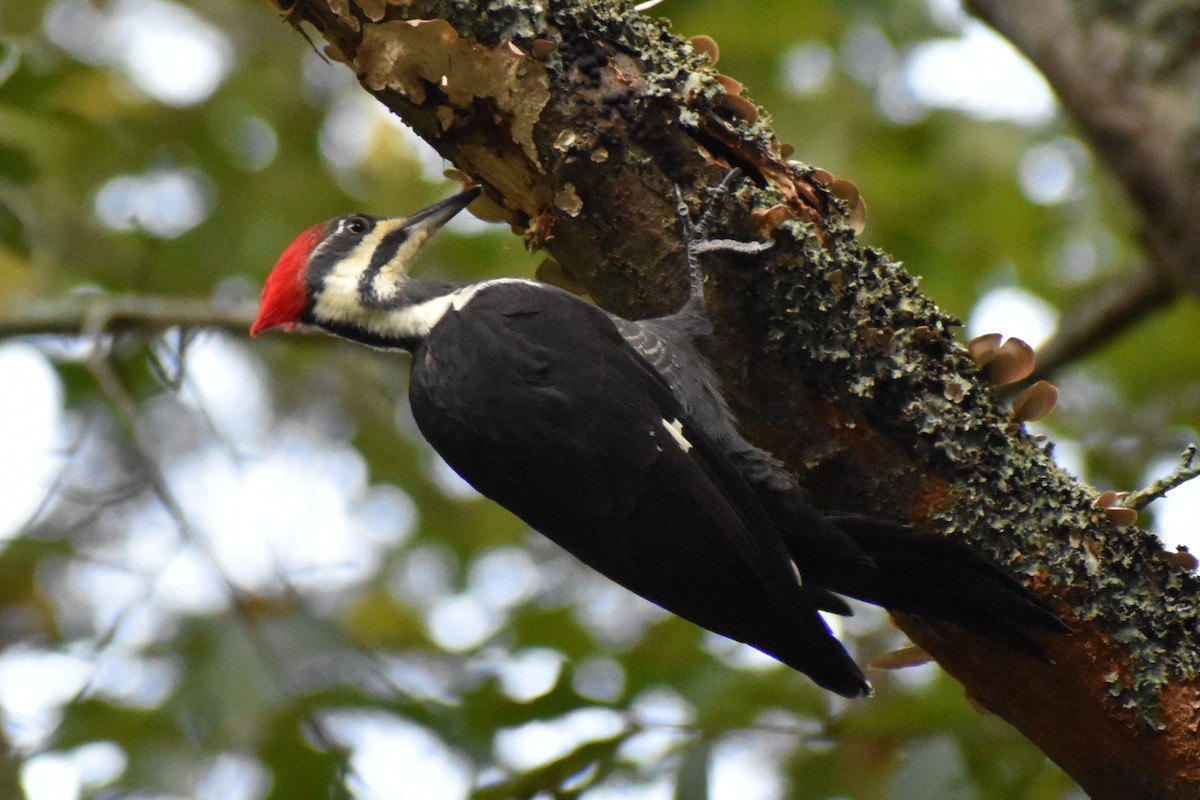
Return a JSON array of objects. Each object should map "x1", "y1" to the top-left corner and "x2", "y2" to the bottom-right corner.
[
  {"x1": 260, "y1": 704, "x2": 351, "y2": 800},
  {"x1": 470, "y1": 733, "x2": 628, "y2": 800}
]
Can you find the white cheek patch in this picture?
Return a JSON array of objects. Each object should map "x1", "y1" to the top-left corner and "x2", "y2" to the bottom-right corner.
[
  {"x1": 311, "y1": 225, "x2": 391, "y2": 325},
  {"x1": 312, "y1": 270, "x2": 365, "y2": 326},
  {"x1": 662, "y1": 418, "x2": 693, "y2": 453}
]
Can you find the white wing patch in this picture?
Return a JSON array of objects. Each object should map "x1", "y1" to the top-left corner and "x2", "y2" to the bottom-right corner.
[{"x1": 662, "y1": 418, "x2": 692, "y2": 453}]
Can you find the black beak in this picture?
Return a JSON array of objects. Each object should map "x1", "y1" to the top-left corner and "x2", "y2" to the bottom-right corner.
[{"x1": 402, "y1": 186, "x2": 483, "y2": 237}]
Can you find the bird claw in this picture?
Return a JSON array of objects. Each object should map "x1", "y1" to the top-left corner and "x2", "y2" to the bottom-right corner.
[{"x1": 675, "y1": 169, "x2": 774, "y2": 297}]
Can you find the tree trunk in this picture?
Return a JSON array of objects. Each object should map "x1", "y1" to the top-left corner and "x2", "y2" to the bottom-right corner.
[{"x1": 275, "y1": 1, "x2": 1200, "y2": 796}]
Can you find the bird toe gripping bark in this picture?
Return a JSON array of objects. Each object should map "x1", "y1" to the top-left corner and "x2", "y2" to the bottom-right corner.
[{"x1": 674, "y1": 169, "x2": 775, "y2": 298}]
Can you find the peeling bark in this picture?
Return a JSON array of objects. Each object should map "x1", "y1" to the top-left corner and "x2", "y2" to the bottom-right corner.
[{"x1": 273, "y1": 1, "x2": 1200, "y2": 796}]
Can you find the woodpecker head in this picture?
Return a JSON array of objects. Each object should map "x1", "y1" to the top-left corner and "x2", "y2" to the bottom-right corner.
[{"x1": 251, "y1": 187, "x2": 481, "y2": 341}]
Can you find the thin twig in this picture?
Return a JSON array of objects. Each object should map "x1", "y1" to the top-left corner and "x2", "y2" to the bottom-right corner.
[{"x1": 1122, "y1": 445, "x2": 1200, "y2": 511}]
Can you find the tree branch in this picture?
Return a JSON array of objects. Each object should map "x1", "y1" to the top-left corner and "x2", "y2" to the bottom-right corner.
[
  {"x1": 269, "y1": 2, "x2": 1200, "y2": 796},
  {"x1": 0, "y1": 296, "x2": 260, "y2": 339},
  {"x1": 1031, "y1": 264, "x2": 1176, "y2": 380},
  {"x1": 967, "y1": 0, "x2": 1200, "y2": 365},
  {"x1": 1124, "y1": 445, "x2": 1200, "y2": 513}
]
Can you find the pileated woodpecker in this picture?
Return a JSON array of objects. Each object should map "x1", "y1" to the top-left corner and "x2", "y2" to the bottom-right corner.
[{"x1": 252, "y1": 186, "x2": 1066, "y2": 697}]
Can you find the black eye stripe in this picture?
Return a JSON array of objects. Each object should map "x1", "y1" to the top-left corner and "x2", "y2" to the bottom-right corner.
[
  {"x1": 305, "y1": 215, "x2": 377, "y2": 296},
  {"x1": 357, "y1": 226, "x2": 411, "y2": 306}
]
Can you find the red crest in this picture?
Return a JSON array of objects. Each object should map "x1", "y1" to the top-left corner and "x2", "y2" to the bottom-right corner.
[{"x1": 250, "y1": 222, "x2": 328, "y2": 335}]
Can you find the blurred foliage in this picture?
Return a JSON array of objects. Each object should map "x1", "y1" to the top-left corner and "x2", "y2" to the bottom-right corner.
[{"x1": 2, "y1": 0, "x2": 1195, "y2": 797}]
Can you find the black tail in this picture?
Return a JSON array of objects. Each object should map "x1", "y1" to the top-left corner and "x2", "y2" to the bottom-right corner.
[
  {"x1": 728, "y1": 444, "x2": 1069, "y2": 653},
  {"x1": 815, "y1": 515, "x2": 1070, "y2": 655}
]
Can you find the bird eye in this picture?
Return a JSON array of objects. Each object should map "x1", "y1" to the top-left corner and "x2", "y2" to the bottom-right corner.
[{"x1": 345, "y1": 216, "x2": 369, "y2": 235}]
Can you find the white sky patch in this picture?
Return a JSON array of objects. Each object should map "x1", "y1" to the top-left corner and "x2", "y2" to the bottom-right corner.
[
  {"x1": 319, "y1": 92, "x2": 381, "y2": 170},
  {"x1": 218, "y1": 116, "x2": 280, "y2": 173},
  {"x1": 303, "y1": 48, "x2": 359, "y2": 104},
  {"x1": 780, "y1": 42, "x2": 834, "y2": 95},
  {"x1": 0, "y1": 344, "x2": 65, "y2": 539},
  {"x1": 54, "y1": 558, "x2": 170, "y2": 649},
  {"x1": 967, "y1": 285, "x2": 1059, "y2": 349},
  {"x1": 904, "y1": 21, "x2": 1056, "y2": 126},
  {"x1": 572, "y1": 657, "x2": 625, "y2": 704},
  {"x1": 839, "y1": 23, "x2": 921, "y2": 124},
  {"x1": 0, "y1": 647, "x2": 93, "y2": 750},
  {"x1": 319, "y1": 89, "x2": 448, "y2": 182},
  {"x1": 711, "y1": 734, "x2": 787, "y2": 800},
  {"x1": 322, "y1": 711, "x2": 472, "y2": 800},
  {"x1": 619, "y1": 687, "x2": 692, "y2": 768},
  {"x1": 467, "y1": 547, "x2": 539, "y2": 611},
  {"x1": 430, "y1": 453, "x2": 480, "y2": 500},
  {"x1": 926, "y1": 0, "x2": 970, "y2": 31},
  {"x1": 391, "y1": 544, "x2": 457, "y2": 610},
  {"x1": 22, "y1": 742, "x2": 127, "y2": 800},
  {"x1": 493, "y1": 707, "x2": 627, "y2": 773},
  {"x1": 426, "y1": 593, "x2": 501, "y2": 652},
  {"x1": 842, "y1": 23, "x2": 897, "y2": 89},
  {"x1": 582, "y1": 777, "x2": 675, "y2": 800},
  {"x1": 116, "y1": 422, "x2": 415, "y2": 602},
  {"x1": 389, "y1": 116, "x2": 454, "y2": 185},
  {"x1": 1048, "y1": 437, "x2": 1086, "y2": 479},
  {"x1": 176, "y1": 332, "x2": 273, "y2": 449},
  {"x1": 703, "y1": 632, "x2": 784, "y2": 672},
  {"x1": 377, "y1": 655, "x2": 458, "y2": 705},
  {"x1": 195, "y1": 752, "x2": 271, "y2": 800},
  {"x1": 1144, "y1": 457, "x2": 1200, "y2": 552},
  {"x1": 87, "y1": 651, "x2": 179, "y2": 710},
  {"x1": 575, "y1": 577, "x2": 667, "y2": 649},
  {"x1": 887, "y1": 657, "x2": 940, "y2": 690},
  {"x1": 94, "y1": 168, "x2": 213, "y2": 238},
  {"x1": 44, "y1": 0, "x2": 233, "y2": 107},
  {"x1": 112, "y1": 0, "x2": 233, "y2": 105},
  {"x1": 486, "y1": 648, "x2": 564, "y2": 703},
  {"x1": 1019, "y1": 137, "x2": 1089, "y2": 205}
]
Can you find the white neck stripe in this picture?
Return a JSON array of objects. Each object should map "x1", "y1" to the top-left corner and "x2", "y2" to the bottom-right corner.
[
  {"x1": 320, "y1": 278, "x2": 544, "y2": 344},
  {"x1": 450, "y1": 278, "x2": 540, "y2": 311}
]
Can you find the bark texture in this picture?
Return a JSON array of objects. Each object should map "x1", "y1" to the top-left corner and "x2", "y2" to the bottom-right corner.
[{"x1": 274, "y1": 1, "x2": 1200, "y2": 796}]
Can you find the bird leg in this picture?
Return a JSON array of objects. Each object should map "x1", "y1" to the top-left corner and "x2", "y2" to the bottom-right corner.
[{"x1": 674, "y1": 169, "x2": 774, "y2": 298}]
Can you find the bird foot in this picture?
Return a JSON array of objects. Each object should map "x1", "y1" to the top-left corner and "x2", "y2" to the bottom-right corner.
[{"x1": 674, "y1": 169, "x2": 774, "y2": 296}]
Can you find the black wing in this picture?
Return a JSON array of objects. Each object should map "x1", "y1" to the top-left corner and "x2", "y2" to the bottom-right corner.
[
  {"x1": 408, "y1": 282, "x2": 870, "y2": 696},
  {"x1": 616, "y1": 311, "x2": 1067, "y2": 648}
]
